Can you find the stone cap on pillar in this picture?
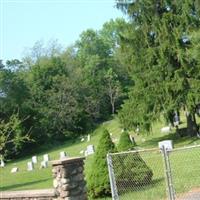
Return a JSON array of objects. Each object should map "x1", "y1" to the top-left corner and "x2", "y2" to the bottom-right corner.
[{"x1": 51, "y1": 156, "x2": 85, "y2": 166}]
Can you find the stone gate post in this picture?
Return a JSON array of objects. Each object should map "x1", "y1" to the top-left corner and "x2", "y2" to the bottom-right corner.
[{"x1": 52, "y1": 157, "x2": 87, "y2": 200}]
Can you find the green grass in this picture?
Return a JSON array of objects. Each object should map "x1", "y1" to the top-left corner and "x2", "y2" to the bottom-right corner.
[{"x1": 0, "y1": 114, "x2": 200, "y2": 200}]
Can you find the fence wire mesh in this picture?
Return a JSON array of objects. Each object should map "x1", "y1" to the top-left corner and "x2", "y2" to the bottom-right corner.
[
  {"x1": 169, "y1": 145, "x2": 200, "y2": 200},
  {"x1": 107, "y1": 145, "x2": 200, "y2": 200},
  {"x1": 108, "y1": 148, "x2": 167, "y2": 200}
]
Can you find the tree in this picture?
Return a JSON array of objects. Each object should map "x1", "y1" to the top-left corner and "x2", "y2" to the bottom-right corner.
[
  {"x1": 117, "y1": 131, "x2": 134, "y2": 151},
  {"x1": 87, "y1": 129, "x2": 115, "y2": 198},
  {"x1": 117, "y1": 0, "x2": 200, "y2": 135},
  {"x1": 0, "y1": 114, "x2": 31, "y2": 159},
  {"x1": 104, "y1": 68, "x2": 123, "y2": 114}
]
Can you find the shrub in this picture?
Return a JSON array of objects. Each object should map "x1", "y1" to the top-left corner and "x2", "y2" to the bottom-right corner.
[
  {"x1": 87, "y1": 129, "x2": 115, "y2": 198},
  {"x1": 117, "y1": 131, "x2": 134, "y2": 151}
]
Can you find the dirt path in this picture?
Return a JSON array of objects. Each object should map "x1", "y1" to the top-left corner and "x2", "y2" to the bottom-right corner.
[{"x1": 177, "y1": 188, "x2": 200, "y2": 200}]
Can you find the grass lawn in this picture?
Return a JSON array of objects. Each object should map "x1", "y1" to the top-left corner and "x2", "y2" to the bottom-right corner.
[{"x1": 0, "y1": 114, "x2": 200, "y2": 200}]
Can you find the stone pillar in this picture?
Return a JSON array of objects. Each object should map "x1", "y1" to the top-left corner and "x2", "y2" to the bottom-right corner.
[{"x1": 52, "y1": 157, "x2": 87, "y2": 200}]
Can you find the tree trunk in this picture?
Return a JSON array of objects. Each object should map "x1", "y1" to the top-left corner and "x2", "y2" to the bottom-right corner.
[
  {"x1": 186, "y1": 112, "x2": 198, "y2": 137},
  {"x1": 111, "y1": 101, "x2": 115, "y2": 115}
]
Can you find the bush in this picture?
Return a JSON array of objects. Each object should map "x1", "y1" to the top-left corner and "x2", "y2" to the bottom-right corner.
[
  {"x1": 87, "y1": 129, "x2": 116, "y2": 198},
  {"x1": 117, "y1": 131, "x2": 134, "y2": 151},
  {"x1": 115, "y1": 131, "x2": 153, "y2": 188}
]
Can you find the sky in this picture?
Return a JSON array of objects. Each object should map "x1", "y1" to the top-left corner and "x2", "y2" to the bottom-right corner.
[{"x1": 0, "y1": 0, "x2": 124, "y2": 61}]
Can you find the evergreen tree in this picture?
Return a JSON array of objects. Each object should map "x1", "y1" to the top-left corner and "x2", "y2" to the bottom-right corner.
[
  {"x1": 117, "y1": 131, "x2": 134, "y2": 151},
  {"x1": 87, "y1": 129, "x2": 115, "y2": 198},
  {"x1": 117, "y1": 0, "x2": 200, "y2": 136}
]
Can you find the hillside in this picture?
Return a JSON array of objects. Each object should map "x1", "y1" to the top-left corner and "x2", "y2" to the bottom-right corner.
[{"x1": 0, "y1": 116, "x2": 200, "y2": 192}]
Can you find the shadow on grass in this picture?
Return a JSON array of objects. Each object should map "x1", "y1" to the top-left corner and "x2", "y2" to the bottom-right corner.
[
  {"x1": 0, "y1": 178, "x2": 51, "y2": 191},
  {"x1": 118, "y1": 177, "x2": 165, "y2": 193},
  {"x1": 140, "y1": 129, "x2": 199, "y2": 148}
]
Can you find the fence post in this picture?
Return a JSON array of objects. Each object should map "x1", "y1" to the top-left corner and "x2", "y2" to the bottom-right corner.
[
  {"x1": 162, "y1": 146, "x2": 175, "y2": 200},
  {"x1": 107, "y1": 154, "x2": 119, "y2": 200}
]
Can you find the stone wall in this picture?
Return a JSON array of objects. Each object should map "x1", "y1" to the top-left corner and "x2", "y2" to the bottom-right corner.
[
  {"x1": 0, "y1": 157, "x2": 87, "y2": 200},
  {"x1": 0, "y1": 189, "x2": 56, "y2": 199}
]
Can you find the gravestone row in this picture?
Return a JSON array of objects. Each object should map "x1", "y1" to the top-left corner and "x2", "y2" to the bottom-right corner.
[{"x1": 3, "y1": 143, "x2": 96, "y2": 173}]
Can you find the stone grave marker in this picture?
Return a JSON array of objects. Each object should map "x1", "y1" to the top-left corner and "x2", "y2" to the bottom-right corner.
[
  {"x1": 60, "y1": 151, "x2": 67, "y2": 159},
  {"x1": 86, "y1": 144, "x2": 95, "y2": 155},
  {"x1": 27, "y1": 161, "x2": 34, "y2": 171},
  {"x1": 32, "y1": 156, "x2": 37, "y2": 164},
  {"x1": 87, "y1": 134, "x2": 91, "y2": 142},
  {"x1": 81, "y1": 137, "x2": 85, "y2": 142},
  {"x1": 158, "y1": 140, "x2": 173, "y2": 151},
  {"x1": 161, "y1": 126, "x2": 171, "y2": 133},
  {"x1": 80, "y1": 150, "x2": 84, "y2": 154},
  {"x1": 0, "y1": 159, "x2": 5, "y2": 168},
  {"x1": 43, "y1": 154, "x2": 49, "y2": 162},
  {"x1": 40, "y1": 160, "x2": 48, "y2": 168},
  {"x1": 11, "y1": 167, "x2": 18, "y2": 173}
]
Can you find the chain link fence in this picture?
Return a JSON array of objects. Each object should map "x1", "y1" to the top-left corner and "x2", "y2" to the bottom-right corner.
[{"x1": 107, "y1": 145, "x2": 200, "y2": 200}]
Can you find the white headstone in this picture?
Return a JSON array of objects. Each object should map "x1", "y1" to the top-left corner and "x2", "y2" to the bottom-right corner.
[
  {"x1": 81, "y1": 138, "x2": 85, "y2": 142},
  {"x1": 27, "y1": 161, "x2": 34, "y2": 171},
  {"x1": 161, "y1": 126, "x2": 171, "y2": 133},
  {"x1": 159, "y1": 140, "x2": 173, "y2": 151},
  {"x1": 87, "y1": 134, "x2": 91, "y2": 142},
  {"x1": 43, "y1": 154, "x2": 49, "y2": 162},
  {"x1": 0, "y1": 159, "x2": 5, "y2": 167},
  {"x1": 11, "y1": 167, "x2": 18, "y2": 173},
  {"x1": 80, "y1": 150, "x2": 84, "y2": 154},
  {"x1": 84, "y1": 150, "x2": 88, "y2": 157},
  {"x1": 87, "y1": 145, "x2": 95, "y2": 155},
  {"x1": 32, "y1": 156, "x2": 37, "y2": 164},
  {"x1": 40, "y1": 160, "x2": 48, "y2": 168},
  {"x1": 60, "y1": 151, "x2": 67, "y2": 159}
]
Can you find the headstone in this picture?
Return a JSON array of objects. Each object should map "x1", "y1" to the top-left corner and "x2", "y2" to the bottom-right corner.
[
  {"x1": 60, "y1": 151, "x2": 67, "y2": 159},
  {"x1": 11, "y1": 167, "x2": 18, "y2": 173},
  {"x1": 141, "y1": 138, "x2": 146, "y2": 142},
  {"x1": 129, "y1": 135, "x2": 135, "y2": 144},
  {"x1": 40, "y1": 160, "x2": 48, "y2": 168},
  {"x1": 87, "y1": 134, "x2": 91, "y2": 142},
  {"x1": 173, "y1": 112, "x2": 180, "y2": 126},
  {"x1": 158, "y1": 140, "x2": 173, "y2": 151},
  {"x1": 80, "y1": 150, "x2": 84, "y2": 154},
  {"x1": 0, "y1": 159, "x2": 5, "y2": 167},
  {"x1": 32, "y1": 156, "x2": 37, "y2": 164},
  {"x1": 81, "y1": 138, "x2": 85, "y2": 142},
  {"x1": 161, "y1": 126, "x2": 171, "y2": 133},
  {"x1": 43, "y1": 154, "x2": 49, "y2": 162},
  {"x1": 84, "y1": 150, "x2": 88, "y2": 157},
  {"x1": 86, "y1": 144, "x2": 95, "y2": 155},
  {"x1": 27, "y1": 161, "x2": 34, "y2": 171}
]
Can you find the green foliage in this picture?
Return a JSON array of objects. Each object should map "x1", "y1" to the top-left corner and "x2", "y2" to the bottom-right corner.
[
  {"x1": 87, "y1": 129, "x2": 115, "y2": 198},
  {"x1": 117, "y1": 0, "x2": 200, "y2": 133},
  {"x1": 117, "y1": 131, "x2": 134, "y2": 151},
  {"x1": 0, "y1": 18, "x2": 130, "y2": 159},
  {"x1": 0, "y1": 114, "x2": 31, "y2": 159}
]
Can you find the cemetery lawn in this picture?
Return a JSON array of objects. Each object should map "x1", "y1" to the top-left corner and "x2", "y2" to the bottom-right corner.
[{"x1": 0, "y1": 115, "x2": 200, "y2": 199}]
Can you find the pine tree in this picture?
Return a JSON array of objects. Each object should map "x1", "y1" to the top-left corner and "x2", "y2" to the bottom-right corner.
[
  {"x1": 117, "y1": 131, "x2": 134, "y2": 151},
  {"x1": 117, "y1": 0, "x2": 200, "y2": 135},
  {"x1": 87, "y1": 129, "x2": 115, "y2": 198}
]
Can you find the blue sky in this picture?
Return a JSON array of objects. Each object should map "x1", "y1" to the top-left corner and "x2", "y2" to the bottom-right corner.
[{"x1": 0, "y1": 0, "x2": 124, "y2": 61}]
